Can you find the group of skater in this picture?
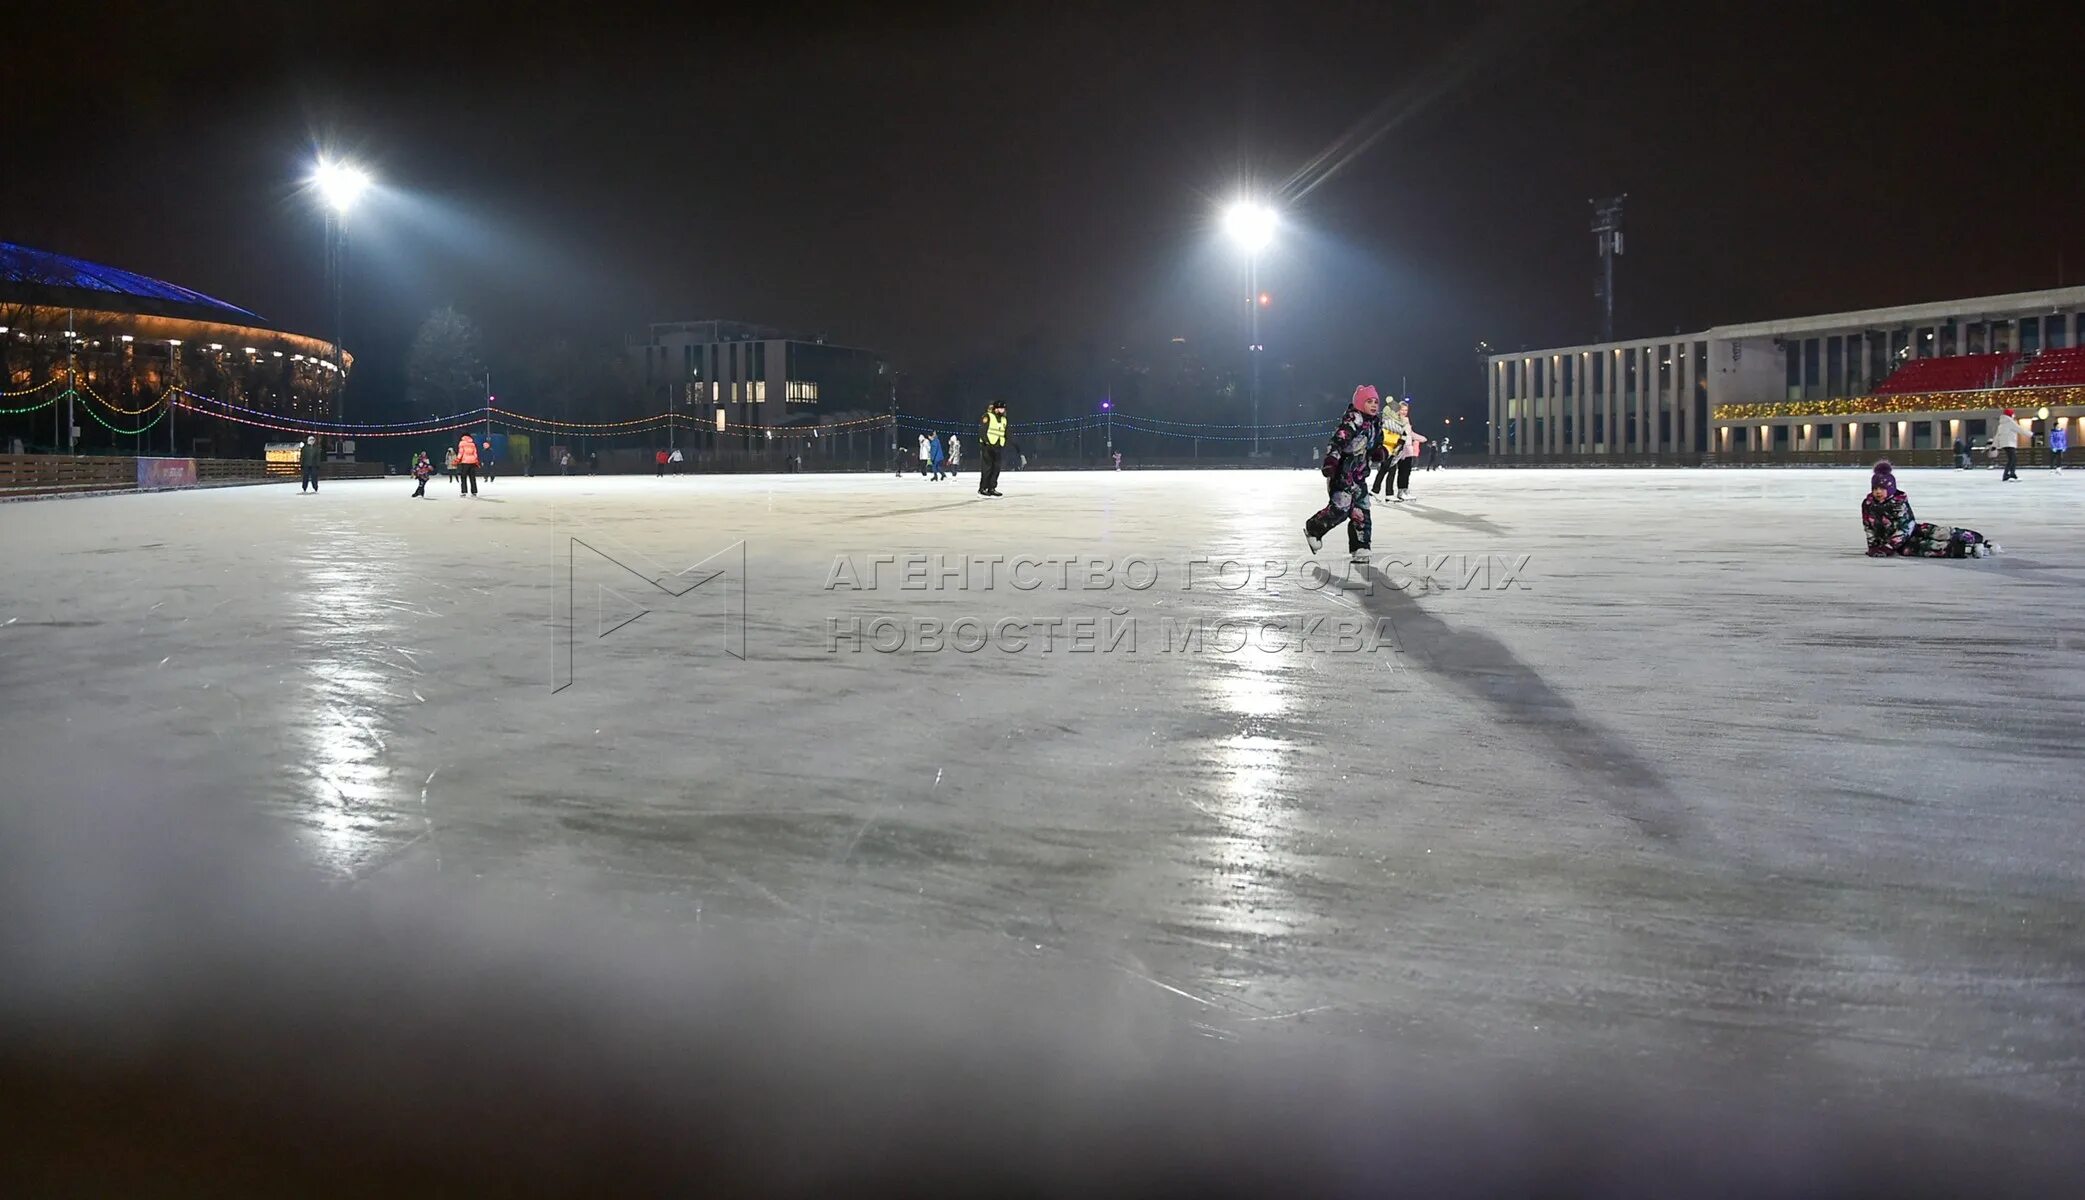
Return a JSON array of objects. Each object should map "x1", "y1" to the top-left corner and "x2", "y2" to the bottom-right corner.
[
  {"x1": 1954, "y1": 407, "x2": 2066, "y2": 479},
  {"x1": 1301, "y1": 383, "x2": 2011, "y2": 564},
  {"x1": 909, "y1": 431, "x2": 963, "y2": 480},
  {"x1": 897, "y1": 400, "x2": 1011, "y2": 496},
  {"x1": 404, "y1": 432, "x2": 488, "y2": 498},
  {"x1": 1368, "y1": 396, "x2": 1430, "y2": 502}
]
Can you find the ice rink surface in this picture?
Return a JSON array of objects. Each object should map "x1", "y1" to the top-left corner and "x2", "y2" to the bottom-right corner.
[{"x1": 4, "y1": 465, "x2": 2083, "y2": 1151}]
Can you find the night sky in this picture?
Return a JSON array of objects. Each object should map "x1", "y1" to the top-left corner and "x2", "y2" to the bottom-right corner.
[{"x1": 6, "y1": 0, "x2": 2082, "y2": 428}]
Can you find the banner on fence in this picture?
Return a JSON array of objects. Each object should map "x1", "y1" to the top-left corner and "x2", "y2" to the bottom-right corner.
[{"x1": 136, "y1": 457, "x2": 198, "y2": 488}]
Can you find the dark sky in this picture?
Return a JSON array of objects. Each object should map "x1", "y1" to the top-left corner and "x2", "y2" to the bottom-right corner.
[{"x1": 5, "y1": 0, "x2": 2082, "y2": 426}]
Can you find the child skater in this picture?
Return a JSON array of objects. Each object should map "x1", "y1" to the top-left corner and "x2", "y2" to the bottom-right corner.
[
  {"x1": 410, "y1": 451, "x2": 433, "y2": 498},
  {"x1": 1304, "y1": 385, "x2": 1387, "y2": 563},
  {"x1": 1862, "y1": 460, "x2": 1999, "y2": 558}
]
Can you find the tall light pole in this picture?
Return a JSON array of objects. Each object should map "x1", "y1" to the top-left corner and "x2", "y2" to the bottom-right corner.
[
  {"x1": 1591, "y1": 195, "x2": 1625, "y2": 344},
  {"x1": 311, "y1": 158, "x2": 372, "y2": 423},
  {"x1": 1222, "y1": 200, "x2": 1276, "y2": 456}
]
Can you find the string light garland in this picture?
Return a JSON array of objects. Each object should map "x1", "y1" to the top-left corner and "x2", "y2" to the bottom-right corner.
[
  {"x1": 1717, "y1": 385, "x2": 2085, "y2": 422},
  {"x1": 79, "y1": 399, "x2": 169, "y2": 436},
  {"x1": 177, "y1": 388, "x2": 482, "y2": 429},
  {"x1": 1, "y1": 374, "x2": 67, "y2": 398},
  {"x1": 75, "y1": 376, "x2": 172, "y2": 416},
  {"x1": 168, "y1": 397, "x2": 487, "y2": 439},
  {"x1": 1, "y1": 389, "x2": 68, "y2": 416}
]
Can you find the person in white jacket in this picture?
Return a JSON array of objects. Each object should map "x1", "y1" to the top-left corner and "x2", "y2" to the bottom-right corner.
[
  {"x1": 1390, "y1": 400, "x2": 1427, "y2": 502},
  {"x1": 1993, "y1": 408, "x2": 2026, "y2": 481},
  {"x1": 946, "y1": 434, "x2": 961, "y2": 476},
  {"x1": 917, "y1": 433, "x2": 932, "y2": 477}
]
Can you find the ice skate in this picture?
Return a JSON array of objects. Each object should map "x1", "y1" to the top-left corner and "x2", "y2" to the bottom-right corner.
[
  {"x1": 1306, "y1": 531, "x2": 1323, "y2": 554},
  {"x1": 1349, "y1": 549, "x2": 1369, "y2": 565}
]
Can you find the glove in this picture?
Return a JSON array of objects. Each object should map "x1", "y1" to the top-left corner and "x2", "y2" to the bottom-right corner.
[{"x1": 1369, "y1": 446, "x2": 1386, "y2": 465}]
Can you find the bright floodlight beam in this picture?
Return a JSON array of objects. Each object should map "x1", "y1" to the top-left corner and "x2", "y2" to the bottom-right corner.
[
  {"x1": 1223, "y1": 200, "x2": 1277, "y2": 254},
  {"x1": 312, "y1": 159, "x2": 372, "y2": 214}
]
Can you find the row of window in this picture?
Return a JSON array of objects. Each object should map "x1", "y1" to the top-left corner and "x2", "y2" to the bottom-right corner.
[{"x1": 1495, "y1": 341, "x2": 1708, "y2": 402}]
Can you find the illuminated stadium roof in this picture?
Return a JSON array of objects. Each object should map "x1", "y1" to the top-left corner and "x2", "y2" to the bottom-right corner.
[{"x1": 0, "y1": 241, "x2": 264, "y2": 325}]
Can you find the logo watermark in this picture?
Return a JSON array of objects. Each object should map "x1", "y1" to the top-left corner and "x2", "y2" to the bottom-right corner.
[
  {"x1": 552, "y1": 532, "x2": 747, "y2": 692},
  {"x1": 822, "y1": 552, "x2": 1531, "y2": 595}
]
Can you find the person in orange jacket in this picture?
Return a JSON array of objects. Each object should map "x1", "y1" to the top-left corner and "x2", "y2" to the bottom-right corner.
[{"x1": 456, "y1": 433, "x2": 480, "y2": 497}]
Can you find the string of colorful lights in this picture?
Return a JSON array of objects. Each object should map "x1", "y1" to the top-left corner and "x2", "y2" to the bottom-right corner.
[
  {"x1": 79, "y1": 398, "x2": 170, "y2": 436},
  {"x1": 1, "y1": 374, "x2": 68, "y2": 399},
  {"x1": 26, "y1": 381, "x2": 1399, "y2": 443}
]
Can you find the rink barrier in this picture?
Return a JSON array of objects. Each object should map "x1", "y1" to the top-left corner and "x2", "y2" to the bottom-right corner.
[{"x1": 0, "y1": 454, "x2": 383, "y2": 500}]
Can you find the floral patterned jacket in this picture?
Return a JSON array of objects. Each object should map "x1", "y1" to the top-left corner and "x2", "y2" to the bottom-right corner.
[
  {"x1": 1321, "y1": 406, "x2": 1385, "y2": 484},
  {"x1": 1861, "y1": 491, "x2": 1916, "y2": 556}
]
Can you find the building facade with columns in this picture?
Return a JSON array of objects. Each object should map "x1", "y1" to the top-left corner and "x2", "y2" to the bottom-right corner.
[{"x1": 1487, "y1": 285, "x2": 2085, "y2": 460}]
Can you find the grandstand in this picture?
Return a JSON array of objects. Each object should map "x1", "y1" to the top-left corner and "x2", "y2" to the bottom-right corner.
[{"x1": 1488, "y1": 284, "x2": 2085, "y2": 461}]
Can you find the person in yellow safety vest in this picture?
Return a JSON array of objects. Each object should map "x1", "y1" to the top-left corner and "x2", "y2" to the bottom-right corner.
[{"x1": 978, "y1": 401, "x2": 1008, "y2": 497}]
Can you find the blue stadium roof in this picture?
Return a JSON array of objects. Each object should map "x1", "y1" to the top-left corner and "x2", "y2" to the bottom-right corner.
[{"x1": 0, "y1": 241, "x2": 264, "y2": 324}]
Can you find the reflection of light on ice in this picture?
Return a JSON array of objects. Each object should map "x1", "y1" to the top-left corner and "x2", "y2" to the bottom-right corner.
[
  {"x1": 295, "y1": 537, "x2": 405, "y2": 875},
  {"x1": 1198, "y1": 652, "x2": 1300, "y2": 939}
]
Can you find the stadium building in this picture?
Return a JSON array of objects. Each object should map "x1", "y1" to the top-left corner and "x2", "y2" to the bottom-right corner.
[
  {"x1": 1, "y1": 242, "x2": 347, "y2": 456},
  {"x1": 1486, "y1": 285, "x2": 2085, "y2": 463},
  {"x1": 629, "y1": 320, "x2": 889, "y2": 439}
]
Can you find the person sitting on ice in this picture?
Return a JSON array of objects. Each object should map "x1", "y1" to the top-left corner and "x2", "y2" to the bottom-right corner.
[
  {"x1": 1304, "y1": 384, "x2": 1388, "y2": 563},
  {"x1": 1862, "y1": 460, "x2": 1999, "y2": 559}
]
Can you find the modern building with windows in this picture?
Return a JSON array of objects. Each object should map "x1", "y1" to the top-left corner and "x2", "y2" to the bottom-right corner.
[
  {"x1": 628, "y1": 320, "x2": 889, "y2": 439},
  {"x1": 1487, "y1": 285, "x2": 2085, "y2": 460}
]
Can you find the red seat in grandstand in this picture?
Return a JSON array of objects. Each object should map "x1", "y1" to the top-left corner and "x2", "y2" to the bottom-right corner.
[
  {"x1": 1869, "y1": 352, "x2": 2019, "y2": 396},
  {"x1": 2003, "y1": 345, "x2": 2085, "y2": 389}
]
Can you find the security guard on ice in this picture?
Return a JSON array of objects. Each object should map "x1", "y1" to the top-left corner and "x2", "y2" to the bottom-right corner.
[{"x1": 978, "y1": 400, "x2": 1008, "y2": 497}]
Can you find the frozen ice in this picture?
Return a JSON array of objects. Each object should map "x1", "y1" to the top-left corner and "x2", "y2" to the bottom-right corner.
[{"x1": 3, "y1": 465, "x2": 2083, "y2": 1149}]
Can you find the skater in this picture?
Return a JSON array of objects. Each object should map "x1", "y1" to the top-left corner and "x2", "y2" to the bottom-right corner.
[
  {"x1": 2050, "y1": 423, "x2": 2067, "y2": 472},
  {"x1": 1390, "y1": 400, "x2": 1426, "y2": 501},
  {"x1": 1113, "y1": 450, "x2": 1122, "y2": 471},
  {"x1": 1952, "y1": 434, "x2": 1971, "y2": 470},
  {"x1": 978, "y1": 400, "x2": 1007, "y2": 496},
  {"x1": 669, "y1": 446, "x2": 684, "y2": 473},
  {"x1": 1425, "y1": 438, "x2": 1441, "y2": 471},
  {"x1": 299, "y1": 435, "x2": 321, "y2": 493},
  {"x1": 1372, "y1": 403, "x2": 1407, "y2": 494},
  {"x1": 482, "y1": 444, "x2": 497, "y2": 483},
  {"x1": 1303, "y1": 384, "x2": 1387, "y2": 562},
  {"x1": 1862, "y1": 461, "x2": 1998, "y2": 558},
  {"x1": 456, "y1": 432, "x2": 480, "y2": 496},
  {"x1": 587, "y1": 451, "x2": 597, "y2": 475},
  {"x1": 1994, "y1": 408, "x2": 2025, "y2": 480},
  {"x1": 410, "y1": 451, "x2": 432, "y2": 498},
  {"x1": 561, "y1": 451, "x2": 572, "y2": 475},
  {"x1": 928, "y1": 431, "x2": 946, "y2": 480},
  {"x1": 444, "y1": 448, "x2": 457, "y2": 481},
  {"x1": 655, "y1": 448, "x2": 668, "y2": 477},
  {"x1": 946, "y1": 434, "x2": 961, "y2": 477}
]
